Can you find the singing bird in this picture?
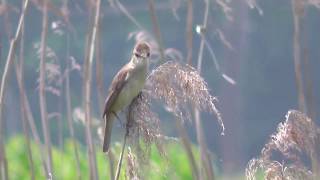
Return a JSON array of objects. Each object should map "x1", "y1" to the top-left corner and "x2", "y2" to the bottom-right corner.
[{"x1": 102, "y1": 42, "x2": 150, "y2": 152}]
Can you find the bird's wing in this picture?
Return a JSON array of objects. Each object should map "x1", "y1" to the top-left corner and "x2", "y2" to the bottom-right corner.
[{"x1": 103, "y1": 63, "x2": 133, "y2": 118}]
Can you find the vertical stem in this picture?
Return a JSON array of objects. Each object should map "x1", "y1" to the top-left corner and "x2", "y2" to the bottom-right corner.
[
  {"x1": 108, "y1": 151, "x2": 116, "y2": 180},
  {"x1": 114, "y1": 133, "x2": 127, "y2": 180},
  {"x1": 147, "y1": 0, "x2": 165, "y2": 61},
  {"x1": 57, "y1": 88, "x2": 64, "y2": 151},
  {"x1": 0, "y1": 0, "x2": 8, "y2": 176},
  {"x1": 15, "y1": 42, "x2": 48, "y2": 178},
  {"x1": 65, "y1": 35, "x2": 82, "y2": 179},
  {"x1": 94, "y1": 15, "x2": 116, "y2": 178},
  {"x1": 195, "y1": 0, "x2": 215, "y2": 179},
  {"x1": 292, "y1": 0, "x2": 306, "y2": 113},
  {"x1": 84, "y1": 0, "x2": 101, "y2": 179},
  {"x1": 0, "y1": 0, "x2": 30, "y2": 178},
  {"x1": 39, "y1": 0, "x2": 53, "y2": 177},
  {"x1": 95, "y1": 27, "x2": 104, "y2": 112},
  {"x1": 0, "y1": 0, "x2": 11, "y2": 177},
  {"x1": 194, "y1": 110, "x2": 214, "y2": 180},
  {"x1": 310, "y1": 151, "x2": 319, "y2": 179},
  {"x1": 17, "y1": 7, "x2": 35, "y2": 179},
  {"x1": 302, "y1": 48, "x2": 316, "y2": 120},
  {"x1": 16, "y1": 56, "x2": 48, "y2": 176},
  {"x1": 0, "y1": 31, "x2": 1, "y2": 178},
  {"x1": 175, "y1": 119, "x2": 199, "y2": 179},
  {"x1": 1, "y1": 0, "x2": 13, "y2": 38},
  {"x1": 16, "y1": 61, "x2": 35, "y2": 180},
  {"x1": 186, "y1": 0, "x2": 193, "y2": 65}
]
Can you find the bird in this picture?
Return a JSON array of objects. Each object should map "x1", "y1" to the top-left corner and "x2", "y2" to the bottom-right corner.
[{"x1": 102, "y1": 42, "x2": 150, "y2": 153}]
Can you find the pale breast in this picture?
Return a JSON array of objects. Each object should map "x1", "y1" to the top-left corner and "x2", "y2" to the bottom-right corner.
[{"x1": 111, "y1": 64, "x2": 147, "y2": 112}]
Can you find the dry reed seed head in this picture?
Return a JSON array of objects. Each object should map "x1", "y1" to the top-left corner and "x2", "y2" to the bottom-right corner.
[
  {"x1": 126, "y1": 147, "x2": 140, "y2": 180},
  {"x1": 128, "y1": 93, "x2": 162, "y2": 143},
  {"x1": 265, "y1": 110, "x2": 319, "y2": 160},
  {"x1": 283, "y1": 165, "x2": 313, "y2": 180},
  {"x1": 246, "y1": 110, "x2": 318, "y2": 180},
  {"x1": 34, "y1": 43, "x2": 63, "y2": 96},
  {"x1": 246, "y1": 159, "x2": 261, "y2": 180},
  {"x1": 126, "y1": 92, "x2": 164, "y2": 163},
  {"x1": 123, "y1": 61, "x2": 223, "y2": 169},
  {"x1": 246, "y1": 158, "x2": 313, "y2": 180},
  {"x1": 264, "y1": 161, "x2": 292, "y2": 180},
  {"x1": 146, "y1": 61, "x2": 224, "y2": 134}
]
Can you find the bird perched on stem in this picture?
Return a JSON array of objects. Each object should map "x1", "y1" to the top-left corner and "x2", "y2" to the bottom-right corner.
[{"x1": 102, "y1": 42, "x2": 150, "y2": 153}]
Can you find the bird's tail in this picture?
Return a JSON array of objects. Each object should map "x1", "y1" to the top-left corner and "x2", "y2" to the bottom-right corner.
[{"x1": 103, "y1": 114, "x2": 114, "y2": 153}]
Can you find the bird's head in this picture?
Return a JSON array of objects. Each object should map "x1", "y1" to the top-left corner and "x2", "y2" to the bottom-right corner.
[{"x1": 133, "y1": 42, "x2": 150, "y2": 60}]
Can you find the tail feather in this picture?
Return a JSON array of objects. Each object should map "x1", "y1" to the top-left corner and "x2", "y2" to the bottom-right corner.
[{"x1": 103, "y1": 115, "x2": 114, "y2": 153}]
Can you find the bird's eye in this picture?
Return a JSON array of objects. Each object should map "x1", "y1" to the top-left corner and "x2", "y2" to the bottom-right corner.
[
  {"x1": 135, "y1": 53, "x2": 142, "y2": 58},
  {"x1": 147, "y1": 52, "x2": 150, "y2": 57}
]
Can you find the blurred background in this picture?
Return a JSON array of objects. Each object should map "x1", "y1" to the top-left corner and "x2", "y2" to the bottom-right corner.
[{"x1": 0, "y1": 0, "x2": 319, "y2": 179}]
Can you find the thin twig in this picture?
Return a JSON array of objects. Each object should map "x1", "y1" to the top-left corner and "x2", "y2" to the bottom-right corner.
[
  {"x1": 203, "y1": 38, "x2": 236, "y2": 85},
  {"x1": 147, "y1": 0, "x2": 165, "y2": 61},
  {"x1": 39, "y1": 0, "x2": 53, "y2": 177},
  {"x1": 84, "y1": 0, "x2": 102, "y2": 179},
  {"x1": 115, "y1": 0, "x2": 144, "y2": 29},
  {"x1": 0, "y1": 0, "x2": 30, "y2": 178}
]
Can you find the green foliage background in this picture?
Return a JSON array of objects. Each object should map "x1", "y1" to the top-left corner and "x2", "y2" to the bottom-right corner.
[{"x1": 6, "y1": 136, "x2": 201, "y2": 179}]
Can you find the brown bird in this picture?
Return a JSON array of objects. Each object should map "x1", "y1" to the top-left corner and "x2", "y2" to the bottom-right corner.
[{"x1": 102, "y1": 42, "x2": 150, "y2": 153}]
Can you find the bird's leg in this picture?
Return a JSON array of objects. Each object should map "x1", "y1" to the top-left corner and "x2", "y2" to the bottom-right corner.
[{"x1": 112, "y1": 111, "x2": 126, "y2": 128}]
